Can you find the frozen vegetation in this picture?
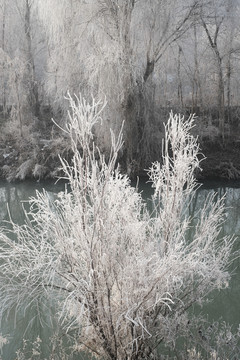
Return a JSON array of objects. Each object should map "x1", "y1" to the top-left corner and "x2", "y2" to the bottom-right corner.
[
  {"x1": 0, "y1": 95, "x2": 238, "y2": 359},
  {"x1": 1, "y1": 1, "x2": 240, "y2": 179}
]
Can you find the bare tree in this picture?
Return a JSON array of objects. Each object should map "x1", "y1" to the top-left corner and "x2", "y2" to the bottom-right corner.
[
  {"x1": 0, "y1": 49, "x2": 28, "y2": 137},
  {"x1": 23, "y1": 0, "x2": 40, "y2": 116},
  {"x1": 0, "y1": 94, "x2": 235, "y2": 359},
  {"x1": 35, "y1": 0, "x2": 201, "y2": 174},
  {"x1": 192, "y1": 20, "x2": 203, "y2": 111},
  {"x1": 0, "y1": 0, "x2": 7, "y2": 115},
  {"x1": 223, "y1": 0, "x2": 240, "y2": 124},
  {"x1": 200, "y1": 4, "x2": 226, "y2": 139},
  {"x1": 0, "y1": 0, "x2": 43, "y2": 126}
]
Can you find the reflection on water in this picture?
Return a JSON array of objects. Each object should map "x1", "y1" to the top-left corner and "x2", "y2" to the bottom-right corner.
[{"x1": 0, "y1": 179, "x2": 239, "y2": 359}]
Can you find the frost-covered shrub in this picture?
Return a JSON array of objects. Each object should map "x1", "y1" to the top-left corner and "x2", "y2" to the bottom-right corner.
[{"x1": 0, "y1": 94, "x2": 236, "y2": 359}]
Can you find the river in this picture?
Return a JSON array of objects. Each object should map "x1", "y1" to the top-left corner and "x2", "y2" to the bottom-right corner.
[{"x1": 0, "y1": 179, "x2": 239, "y2": 359}]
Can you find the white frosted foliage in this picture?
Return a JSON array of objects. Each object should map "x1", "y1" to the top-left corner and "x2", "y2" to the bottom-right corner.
[{"x1": 0, "y1": 95, "x2": 235, "y2": 359}]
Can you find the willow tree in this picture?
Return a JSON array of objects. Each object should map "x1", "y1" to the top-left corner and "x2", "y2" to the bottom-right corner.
[
  {"x1": 0, "y1": 94, "x2": 236, "y2": 359},
  {"x1": 36, "y1": 0, "x2": 199, "y2": 175}
]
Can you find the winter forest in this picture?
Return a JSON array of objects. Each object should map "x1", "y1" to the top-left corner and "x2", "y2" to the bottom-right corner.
[
  {"x1": 1, "y1": 0, "x2": 240, "y2": 180},
  {"x1": 0, "y1": 1, "x2": 240, "y2": 360}
]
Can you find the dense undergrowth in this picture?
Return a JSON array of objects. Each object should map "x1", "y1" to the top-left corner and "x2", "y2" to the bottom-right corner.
[{"x1": 1, "y1": 106, "x2": 240, "y2": 181}]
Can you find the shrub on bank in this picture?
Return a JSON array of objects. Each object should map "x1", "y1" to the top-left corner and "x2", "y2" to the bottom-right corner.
[{"x1": 0, "y1": 94, "x2": 237, "y2": 359}]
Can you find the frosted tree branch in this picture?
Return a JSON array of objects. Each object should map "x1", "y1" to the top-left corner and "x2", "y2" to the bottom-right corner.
[{"x1": 0, "y1": 95, "x2": 236, "y2": 359}]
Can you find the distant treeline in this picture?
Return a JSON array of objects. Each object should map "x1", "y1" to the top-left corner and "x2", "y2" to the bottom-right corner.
[{"x1": 1, "y1": 0, "x2": 240, "y2": 176}]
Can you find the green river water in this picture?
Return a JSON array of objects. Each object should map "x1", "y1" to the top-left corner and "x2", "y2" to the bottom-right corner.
[{"x1": 0, "y1": 179, "x2": 239, "y2": 359}]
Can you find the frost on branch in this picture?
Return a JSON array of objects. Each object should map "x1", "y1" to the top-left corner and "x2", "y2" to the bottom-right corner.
[{"x1": 0, "y1": 96, "x2": 235, "y2": 359}]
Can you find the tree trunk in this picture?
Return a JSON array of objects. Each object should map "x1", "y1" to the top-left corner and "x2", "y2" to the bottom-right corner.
[
  {"x1": 226, "y1": 54, "x2": 231, "y2": 124},
  {"x1": 177, "y1": 46, "x2": 183, "y2": 109},
  {"x1": 14, "y1": 72, "x2": 23, "y2": 138},
  {"x1": 24, "y1": 0, "x2": 40, "y2": 117},
  {"x1": 201, "y1": 16, "x2": 225, "y2": 140},
  {"x1": 216, "y1": 56, "x2": 225, "y2": 140},
  {"x1": 192, "y1": 22, "x2": 202, "y2": 113},
  {"x1": 1, "y1": 0, "x2": 6, "y2": 116}
]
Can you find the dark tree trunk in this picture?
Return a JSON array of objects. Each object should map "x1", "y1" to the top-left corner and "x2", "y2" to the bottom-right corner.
[
  {"x1": 24, "y1": 0, "x2": 40, "y2": 117},
  {"x1": 1, "y1": 0, "x2": 7, "y2": 116}
]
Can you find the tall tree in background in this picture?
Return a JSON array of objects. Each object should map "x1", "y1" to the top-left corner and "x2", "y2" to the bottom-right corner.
[
  {"x1": 22, "y1": 0, "x2": 40, "y2": 117},
  {"x1": 36, "y1": 0, "x2": 199, "y2": 174},
  {"x1": 200, "y1": 2, "x2": 226, "y2": 139},
  {"x1": 0, "y1": 0, "x2": 6, "y2": 115},
  {"x1": 0, "y1": 0, "x2": 27, "y2": 135},
  {"x1": 199, "y1": 0, "x2": 240, "y2": 139},
  {"x1": 2, "y1": 0, "x2": 240, "y2": 172},
  {"x1": 223, "y1": 0, "x2": 240, "y2": 125},
  {"x1": 0, "y1": 0, "x2": 42, "y2": 126},
  {"x1": 192, "y1": 19, "x2": 203, "y2": 111}
]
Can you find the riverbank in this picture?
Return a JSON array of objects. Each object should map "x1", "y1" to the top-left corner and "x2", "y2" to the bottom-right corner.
[
  {"x1": 1, "y1": 113, "x2": 240, "y2": 182},
  {"x1": 1, "y1": 136, "x2": 240, "y2": 182},
  {"x1": 0, "y1": 116, "x2": 69, "y2": 181},
  {"x1": 200, "y1": 139, "x2": 240, "y2": 180}
]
